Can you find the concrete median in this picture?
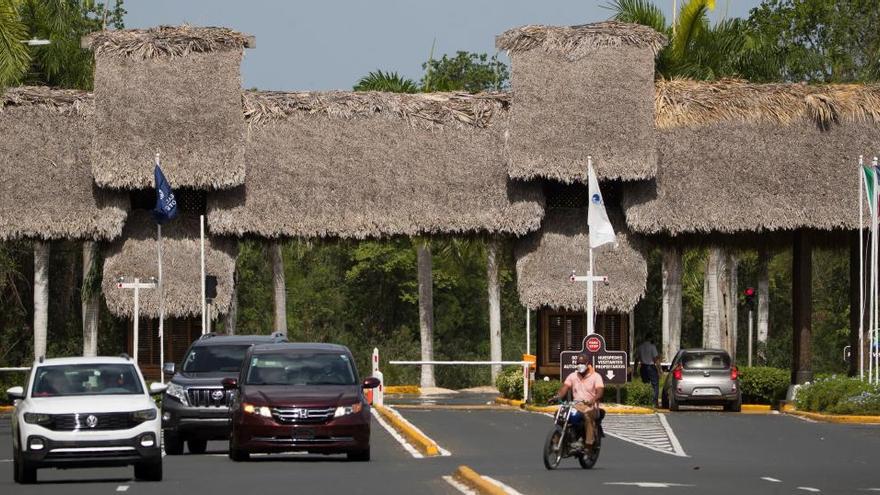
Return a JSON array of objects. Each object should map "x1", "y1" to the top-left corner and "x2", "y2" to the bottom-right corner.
[
  {"x1": 454, "y1": 465, "x2": 508, "y2": 495},
  {"x1": 373, "y1": 404, "x2": 440, "y2": 456}
]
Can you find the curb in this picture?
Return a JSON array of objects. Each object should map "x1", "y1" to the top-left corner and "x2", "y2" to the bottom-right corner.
[
  {"x1": 493, "y1": 397, "x2": 524, "y2": 407},
  {"x1": 373, "y1": 405, "x2": 440, "y2": 456},
  {"x1": 741, "y1": 404, "x2": 773, "y2": 413},
  {"x1": 785, "y1": 409, "x2": 880, "y2": 424},
  {"x1": 0, "y1": 405, "x2": 13, "y2": 412},
  {"x1": 384, "y1": 386, "x2": 421, "y2": 395},
  {"x1": 454, "y1": 465, "x2": 507, "y2": 495}
]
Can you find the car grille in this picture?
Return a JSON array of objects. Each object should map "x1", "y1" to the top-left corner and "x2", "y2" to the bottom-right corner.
[
  {"x1": 271, "y1": 407, "x2": 335, "y2": 424},
  {"x1": 187, "y1": 388, "x2": 232, "y2": 408},
  {"x1": 48, "y1": 413, "x2": 141, "y2": 431}
]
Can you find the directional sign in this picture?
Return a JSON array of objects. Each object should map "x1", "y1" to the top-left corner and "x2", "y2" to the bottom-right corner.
[{"x1": 559, "y1": 334, "x2": 628, "y2": 384}]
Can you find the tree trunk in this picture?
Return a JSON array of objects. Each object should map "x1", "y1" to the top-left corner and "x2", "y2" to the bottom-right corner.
[
  {"x1": 33, "y1": 241, "x2": 49, "y2": 360},
  {"x1": 226, "y1": 269, "x2": 238, "y2": 336},
  {"x1": 726, "y1": 253, "x2": 738, "y2": 362},
  {"x1": 757, "y1": 247, "x2": 770, "y2": 364},
  {"x1": 703, "y1": 247, "x2": 722, "y2": 349},
  {"x1": 417, "y1": 242, "x2": 435, "y2": 388},
  {"x1": 270, "y1": 241, "x2": 287, "y2": 336},
  {"x1": 487, "y1": 238, "x2": 502, "y2": 384},
  {"x1": 791, "y1": 231, "x2": 812, "y2": 384},
  {"x1": 661, "y1": 245, "x2": 683, "y2": 362},
  {"x1": 82, "y1": 241, "x2": 99, "y2": 357}
]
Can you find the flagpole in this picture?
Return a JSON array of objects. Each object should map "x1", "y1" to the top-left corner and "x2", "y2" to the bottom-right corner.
[
  {"x1": 587, "y1": 157, "x2": 595, "y2": 336},
  {"x1": 860, "y1": 156, "x2": 865, "y2": 380},
  {"x1": 155, "y1": 152, "x2": 166, "y2": 385},
  {"x1": 875, "y1": 157, "x2": 879, "y2": 384},
  {"x1": 200, "y1": 215, "x2": 206, "y2": 335}
]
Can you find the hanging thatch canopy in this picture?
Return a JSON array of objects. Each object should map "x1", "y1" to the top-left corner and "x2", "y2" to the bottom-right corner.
[
  {"x1": 83, "y1": 25, "x2": 253, "y2": 190},
  {"x1": 497, "y1": 21, "x2": 667, "y2": 183},
  {"x1": 0, "y1": 86, "x2": 127, "y2": 241},
  {"x1": 515, "y1": 208, "x2": 647, "y2": 313},
  {"x1": 624, "y1": 79, "x2": 880, "y2": 236},
  {"x1": 102, "y1": 211, "x2": 236, "y2": 319},
  {"x1": 206, "y1": 90, "x2": 545, "y2": 239}
]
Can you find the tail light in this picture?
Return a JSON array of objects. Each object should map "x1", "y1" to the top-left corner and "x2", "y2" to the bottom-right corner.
[
  {"x1": 673, "y1": 365, "x2": 683, "y2": 381},
  {"x1": 730, "y1": 366, "x2": 739, "y2": 380}
]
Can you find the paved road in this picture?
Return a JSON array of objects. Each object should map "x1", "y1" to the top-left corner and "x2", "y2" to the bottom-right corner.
[{"x1": 3, "y1": 409, "x2": 880, "y2": 494}]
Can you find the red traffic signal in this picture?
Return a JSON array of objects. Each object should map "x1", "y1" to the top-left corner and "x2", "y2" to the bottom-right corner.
[{"x1": 744, "y1": 287, "x2": 755, "y2": 297}]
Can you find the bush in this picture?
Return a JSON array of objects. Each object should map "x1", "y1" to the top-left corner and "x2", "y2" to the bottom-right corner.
[
  {"x1": 532, "y1": 379, "x2": 562, "y2": 405},
  {"x1": 829, "y1": 391, "x2": 880, "y2": 415},
  {"x1": 795, "y1": 375, "x2": 877, "y2": 413},
  {"x1": 604, "y1": 380, "x2": 656, "y2": 407},
  {"x1": 739, "y1": 367, "x2": 789, "y2": 405},
  {"x1": 496, "y1": 367, "x2": 524, "y2": 400}
]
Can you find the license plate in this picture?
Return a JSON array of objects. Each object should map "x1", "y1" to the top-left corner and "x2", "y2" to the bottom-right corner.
[
  {"x1": 692, "y1": 388, "x2": 721, "y2": 396},
  {"x1": 293, "y1": 428, "x2": 315, "y2": 439}
]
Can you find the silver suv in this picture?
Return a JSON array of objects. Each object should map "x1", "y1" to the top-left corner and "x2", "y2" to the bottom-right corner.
[{"x1": 661, "y1": 349, "x2": 741, "y2": 412}]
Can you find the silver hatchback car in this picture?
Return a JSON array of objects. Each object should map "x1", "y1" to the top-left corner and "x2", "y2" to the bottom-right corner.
[{"x1": 661, "y1": 349, "x2": 741, "y2": 412}]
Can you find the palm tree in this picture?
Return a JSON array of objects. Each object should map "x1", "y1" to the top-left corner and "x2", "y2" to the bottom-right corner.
[
  {"x1": 33, "y1": 241, "x2": 48, "y2": 359},
  {"x1": 353, "y1": 70, "x2": 418, "y2": 93},
  {"x1": 270, "y1": 241, "x2": 287, "y2": 336},
  {"x1": 81, "y1": 241, "x2": 100, "y2": 356},
  {"x1": 0, "y1": 0, "x2": 29, "y2": 88}
]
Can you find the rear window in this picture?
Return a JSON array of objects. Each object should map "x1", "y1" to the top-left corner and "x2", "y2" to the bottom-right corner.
[{"x1": 681, "y1": 352, "x2": 730, "y2": 370}]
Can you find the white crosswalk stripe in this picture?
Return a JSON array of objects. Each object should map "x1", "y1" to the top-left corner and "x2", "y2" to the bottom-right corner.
[{"x1": 603, "y1": 413, "x2": 688, "y2": 457}]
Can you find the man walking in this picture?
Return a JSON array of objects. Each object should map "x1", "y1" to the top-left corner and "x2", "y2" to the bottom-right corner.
[{"x1": 636, "y1": 338, "x2": 660, "y2": 407}]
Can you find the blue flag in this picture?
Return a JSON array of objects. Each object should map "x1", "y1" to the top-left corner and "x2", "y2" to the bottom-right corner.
[{"x1": 152, "y1": 165, "x2": 178, "y2": 224}]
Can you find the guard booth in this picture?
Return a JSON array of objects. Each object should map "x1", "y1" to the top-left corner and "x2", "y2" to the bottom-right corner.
[
  {"x1": 536, "y1": 309, "x2": 630, "y2": 378},
  {"x1": 126, "y1": 319, "x2": 203, "y2": 380}
]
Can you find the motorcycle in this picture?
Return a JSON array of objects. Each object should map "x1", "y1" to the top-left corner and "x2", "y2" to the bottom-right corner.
[{"x1": 542, "y1": 400, "x2": 603, "y2": 470}]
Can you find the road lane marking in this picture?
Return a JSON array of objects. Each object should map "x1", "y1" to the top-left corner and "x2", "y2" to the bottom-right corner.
[
  {"x1": 116, "y1": 486, "x2": 129, "y2": 492},
  {"x1": 371, "y1": 407, "x2": 423, "y2": 458},
  {"x1": 0, "y1": 459, "x2": 11, "y2": 463},
  {"x1": 797, "y1": 488, "x2": 821, "y2": 493},
  {"x1": 378, "y1": 406, "x2": 451, "y2": 456},
  {"x1": 605, "y1": 482, "x2": 695, "y2": 488},
  {"x1": 443, "y1": 475, "x2": 478, "y2": 495},
  {"x1": 761, "y1": 477, "x2": 782, "y2": 483},
  {"x1": 480, "y1": 475, "x2": 525, "y2": 495},
  {"x1": 603, "y1": 414, "x2": 688, "y2": 457}
]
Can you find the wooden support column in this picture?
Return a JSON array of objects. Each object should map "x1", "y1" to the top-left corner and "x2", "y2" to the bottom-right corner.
[{"x1": 791, "y1": 231, "x2": 812, "y2": 385}]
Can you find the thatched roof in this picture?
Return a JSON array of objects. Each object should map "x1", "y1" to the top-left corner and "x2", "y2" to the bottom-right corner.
[
  {"x1": 625, "y1": 80, "x2": 880, "y2": 235},
  {"x1": 89, "y1": 33, "x2": 247, "y2": 190},
  {"x1": 102, "y1": 211, "x2": 236, "y2": 319},
  {"x1": 83, "y1": 25, "x2": 255, "y2": 59},
  {"x1": 515, "y1": 209, "x2": 647, "y2": 313},
  {"x1": 0, "y1": 86, "x2": 127, "y2": 241},
  {"x1": 496, "y1": 21, "x2": 667, "y2": 60},
  {"x1": 207, "y1": 90, "x2": 544, "y2": 239}
]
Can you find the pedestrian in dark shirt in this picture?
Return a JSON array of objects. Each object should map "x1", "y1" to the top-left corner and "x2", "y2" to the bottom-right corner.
[{"x1": 636, "y1": 339, "x2": 660, "y2": 408}]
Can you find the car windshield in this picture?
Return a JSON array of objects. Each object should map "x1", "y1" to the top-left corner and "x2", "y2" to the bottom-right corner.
[
  {"x1": 182, "y1": 345, "x2": 252, "y2": 373},
  {"x1": 246, "y1": 352, "x2": 357, "y2": 386},
  {"x1": 31, "y1": 363, "x2": 143, "y2": 397},
  {"x1": 681, "y1": 352, "x2": 731, "y2": 370}
]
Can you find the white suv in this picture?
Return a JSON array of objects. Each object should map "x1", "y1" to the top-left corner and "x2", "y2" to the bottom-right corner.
[{"x1": 6, "y1": 356, "x2": 166, "y2": 484}]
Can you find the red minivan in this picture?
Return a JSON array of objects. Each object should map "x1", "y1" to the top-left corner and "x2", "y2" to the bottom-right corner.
[{"x1": 223, "y1": 343, "x2": 380, "y2": 462}]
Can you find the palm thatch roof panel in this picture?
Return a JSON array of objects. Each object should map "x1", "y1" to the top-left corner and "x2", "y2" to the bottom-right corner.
[
  {"x1": 496, "y1": 21, "x2": 667, "y2": 59},
  {"x1": 623, "y1": 120, "x2": 877, "y2": 235},
  {"x1": 83, "y1": 25, "x2": 254, "y2": 59},
  {"x1": 504, "y1": 45, "x2": 658, "y2": 183},
  {"x1": 102, "y1": 212, "x2": 236, "y2": 319},
  {"x1": 91, "y1": 49, "x2": 246, "y2": 189},
  {"x1": 208, "y1": 91, "x2": 544, "y2": 239},
  {"x1": 515, "y1": 209, "x2": 647, "y2": 313},
  {"x1": 0, "y1": 88, "x2": 127, "y2": 241}
]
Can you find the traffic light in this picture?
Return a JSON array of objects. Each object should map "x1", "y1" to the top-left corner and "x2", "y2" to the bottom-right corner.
[
  {"x1": 205, "y1": 275, "x2": 218, "y2": 300},
  {"x1": 743, "y1": 287, "x2": 755, "y2": 307}
]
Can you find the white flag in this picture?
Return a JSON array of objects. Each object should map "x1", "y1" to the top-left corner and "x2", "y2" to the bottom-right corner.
[{"x1": 587, "y1": 161, "x2": 616, "y2": 248}]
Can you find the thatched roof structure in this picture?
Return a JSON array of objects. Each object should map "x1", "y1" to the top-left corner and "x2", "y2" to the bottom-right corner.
[
  {"x1": 498, "y1": 22, "x2": 664, "y2": 183},
  {"x1": 87, "y1": 26, "x2": 250, "y2": 190},
  {"x1": 624, "y1": 79, "x2": 880, "y2": 236},
  {"x1": 0, "y1": 86, "x2": 127, "y2": 241},
  {"x1": 515, "y1": 209, "x2": 647, "y2": 313},
  {"x1": 102, "y1": 211, "x2": 236, "y2": 319},
  {"x1": 207, "y1": 90, "x2": 544, "y2": 239}
]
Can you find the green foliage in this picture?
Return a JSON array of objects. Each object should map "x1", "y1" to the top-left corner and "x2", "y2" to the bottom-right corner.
[
  {"x1": 795, "y1": 375, "x2": 876, "y2": 413},
  {"x1": 738, "y1": 366, "x2": 789, "y2": 404},
  {"x1": 532, "y1": 379, "x2": 561, "y2": 405},
  {"x1": 0, "y1": 0, "x2": 30, "y2": 88},
  {"x1": 604, "y1": 380, "x2": 655, "y2": 407},
  {"x1": 829, "y1": 390, "x2": 880, "y2": 415},
  {"x1": 496, "y1": 366, "x2": 523, "y2": 400},
  {"x1": 352, "y1": 70, "x2": 418, "y2": 93},
  {"x1": 421, "y1": 51, "x2": 509, "y2": 93}
]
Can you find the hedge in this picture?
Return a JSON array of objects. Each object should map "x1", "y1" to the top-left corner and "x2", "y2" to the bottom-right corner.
[
  {"x1": 795, "y1": 375, "x2": 880, "y2": 414},
  {"x1": 738, "y1": 367, "x2": 790, "y2": 405},
  {"x1": 497, "y1": 367, "x2": 654, "y2": 406}
]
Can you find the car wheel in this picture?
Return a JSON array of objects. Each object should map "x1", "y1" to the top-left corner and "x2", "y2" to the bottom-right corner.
[
  {"x1": 187, "y1": 438, "x2": 207, "y2": 455},
  {"x1": 228, "y1": 438, "x2": 249, "y2": 462},
  {"x1": 164, "y1": 432, "x2": 184, "y2": 455},
  {"x1": 728, "y1": 394, "x2": 742, "y2": 412},
  {"x1": 347, "y1": 447, "x2": 370, "y2": 462},
  {"x1": 669, "y1": 393, "x2": 680, "y2": 412},
  {"x1": 134, "y1": 460, "x2": 163, "y2": 481},
  {"x1": 14, "y1": 447, "x2": 36, "y2": 484}
]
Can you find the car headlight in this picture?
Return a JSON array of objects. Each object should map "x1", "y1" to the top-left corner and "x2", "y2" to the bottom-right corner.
[
  {"x1": 23, "y1": 412, "x2": 52, "y2": 425},
  {"x1": 334, "y1": 403, "x2": 364, "y2": 418},
  {"x1": 165, "y1": 382, "x2": 189, "y2": 406},
  {"x1": 132, "y1": 408, "x2": 158, "y2": 421},
  {"x1": 242, "y1": 403, "x2": 272, "y2": 417}
]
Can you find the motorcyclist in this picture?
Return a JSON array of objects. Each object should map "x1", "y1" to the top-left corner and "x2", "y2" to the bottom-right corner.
[{"x1": 549, "y1": 354, "x2": 604, "y2": 450}]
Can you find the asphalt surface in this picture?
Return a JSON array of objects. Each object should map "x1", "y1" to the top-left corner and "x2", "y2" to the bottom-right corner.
[{"x1": 3, "y1": 408, "x2": 879, "y2": 494}]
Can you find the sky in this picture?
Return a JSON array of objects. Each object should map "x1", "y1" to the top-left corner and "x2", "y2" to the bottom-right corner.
[{"x1": 124, "y1": 0, "x2": 764, "y2": 91}]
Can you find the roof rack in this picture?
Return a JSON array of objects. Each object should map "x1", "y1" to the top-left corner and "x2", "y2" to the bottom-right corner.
[
  {"x1": 119, "y1": 353, "x2": 130, "y2": 360},
  {"x1": 270, "y1": 331, "x2": 288, "y2": 342},
  {"x1": 199, "y1": 332, "x2": 217, "y2": 340},
  {"x1": 38, "y1": 355, "x2": 44, "y2": 363}
]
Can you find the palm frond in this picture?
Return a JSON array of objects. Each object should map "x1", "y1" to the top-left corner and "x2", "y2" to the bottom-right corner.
[
  {"x1": 0, "y1": 0, "x2": 30, "y2": 87},
  {"x1": 353, "y1": 70, "x2": 418, "y2": 94},
  {"x1": 603, "y1": 0, "x2": 667, "y2": 34},
  {"x1": 671, "y1": 0, "x2": 711, "y2": 62}
]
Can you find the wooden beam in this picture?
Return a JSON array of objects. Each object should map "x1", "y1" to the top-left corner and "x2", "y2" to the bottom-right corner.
[{"x1": 791, "y1": 230, "x2": 813, "y2": 385}]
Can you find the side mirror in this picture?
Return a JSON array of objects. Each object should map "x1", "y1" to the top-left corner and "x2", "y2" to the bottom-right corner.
[
  {"x1": 362, "y1": 377, "x2": 380, "y2": 389},
  {"x1": 163, "y1": 362, "x2": 176, "y2": 376},
  {"x1": 6, "y1": 386, "x2": 24, "y2": 400},
  {"x1": 149, "y1": 383, "x2": 168, "y2": 395},
  {"x1": 221, "y1": 378, "x2": 238, "y2": 390}
]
